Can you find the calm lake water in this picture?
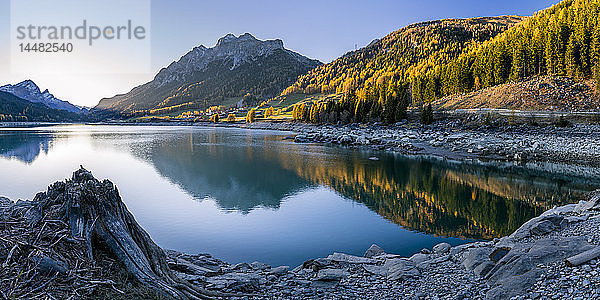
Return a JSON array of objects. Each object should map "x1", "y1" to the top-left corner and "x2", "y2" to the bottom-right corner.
[{"x1": 0, "y1": 125, "x2": 598, "y2": 267}]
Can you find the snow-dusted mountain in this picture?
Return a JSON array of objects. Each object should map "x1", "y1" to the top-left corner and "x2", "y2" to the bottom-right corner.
[
  {"x1": 0, "y1": 80, "x2": 87, "y2": 114},
  {"x1": 95, "y1": 33, "x2": 321, "y2": 114}
]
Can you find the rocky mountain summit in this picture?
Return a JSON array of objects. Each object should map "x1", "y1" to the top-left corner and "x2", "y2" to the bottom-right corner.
[
  {"x1": 0, "y1": 80, "x2": 86, "y2": 114},
  {"x1": 94, "y1": 33, "x2": 321, "y2": 115}
]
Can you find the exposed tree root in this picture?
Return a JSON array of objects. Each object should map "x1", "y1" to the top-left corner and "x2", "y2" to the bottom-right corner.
[{"x1": 0, "y1": 167, "x2": 238, "y2": 299}]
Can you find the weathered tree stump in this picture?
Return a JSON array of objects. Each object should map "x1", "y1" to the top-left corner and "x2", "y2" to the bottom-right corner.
[{"x1": 33, "y1": 167, "x2": 224, "y2": 299}]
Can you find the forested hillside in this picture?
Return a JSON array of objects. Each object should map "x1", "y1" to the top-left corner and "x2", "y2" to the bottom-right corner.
[
  {"x1": 413, "y1": 0, "x2": 600, "y2": 103},
  {"x1": 285, "y1": 0, "x2": 600, "y2": 124},
  {"x1": 283, "y1": 16, "x2": 525, "y2": 123},
  {"x1": 286, "y1": 17, "x2": 523, "y2": 96}
]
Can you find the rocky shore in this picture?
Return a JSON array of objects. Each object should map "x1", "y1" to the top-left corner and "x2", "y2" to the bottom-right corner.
[
  {"x1": 241, "y1": 120, "x2": 600, "y2": 169},
  {"x1": 164, "y1": 193, "x2": 600, "y2": 300},
  {"x1": 1, "y1": 168, "x2": 600, "y2": 299}
]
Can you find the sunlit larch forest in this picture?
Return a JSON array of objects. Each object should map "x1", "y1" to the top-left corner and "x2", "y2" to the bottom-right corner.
[{"x1": 286, "y1": 0, "x2": 600, "y2": 124}]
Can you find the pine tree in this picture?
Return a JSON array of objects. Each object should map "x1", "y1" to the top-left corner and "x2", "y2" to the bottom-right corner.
[
  {"x1": 421, "y1": 103, "x2": 434, "y2": 125},
  {"x1": 245, "y1": 109, "x2": 256, "y2": 123}
]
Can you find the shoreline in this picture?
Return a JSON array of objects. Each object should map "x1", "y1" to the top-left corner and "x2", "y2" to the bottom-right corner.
[
  {"x1": 1, "y1": 169, "x2": 599, "y2": 299},
  {"x1": 6, "y1": 118, "x2": 600, "y2": 170}
]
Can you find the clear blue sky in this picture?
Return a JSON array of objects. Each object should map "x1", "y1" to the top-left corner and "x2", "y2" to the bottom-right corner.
[{"x1": 0, "y1": 0, "x2": 560, "y2": 107}]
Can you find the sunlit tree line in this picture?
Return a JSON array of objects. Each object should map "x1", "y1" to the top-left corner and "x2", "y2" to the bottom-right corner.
[
  {"x1": 283, "y1": 17, "x2": 522, "y2": 104},
  {"x1": 292, "y1": 81, "x2": 410, "y2": 124},
  {"x1": 412, "y1": 0, "x2": 600, "y2": 101}
]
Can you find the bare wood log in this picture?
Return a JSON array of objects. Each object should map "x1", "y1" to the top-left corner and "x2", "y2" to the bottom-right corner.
[{"x1": 565, "y1": 246, "x2": 600, "y2": 267}]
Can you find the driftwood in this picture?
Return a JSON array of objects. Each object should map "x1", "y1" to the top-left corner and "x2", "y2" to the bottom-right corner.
[
  {"x1": 565, "y1": 246, "x2": 600, "y2": 267},
  {"x1": 1, "y1": 167, "x2": 231, "y2": 299}
]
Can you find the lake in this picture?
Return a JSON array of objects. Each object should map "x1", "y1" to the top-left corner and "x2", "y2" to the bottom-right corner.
[{"x1": 0, "y1": 125, "x2": 597, "y2": 267}]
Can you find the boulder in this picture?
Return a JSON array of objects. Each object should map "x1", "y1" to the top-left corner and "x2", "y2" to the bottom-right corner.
[
  {"x1": 364, "y1": 244, "x2": 385, "y2": 258},
  {"x1": 462, "y1": 247, "x2": 493, "y2": 271},
  {"x1": 433, "y1": 243, "x2": 451, "y2": 254},
  {"x1": 362, "y1": 264, "x2": 388, "y2": 276},
  {"x1": 489, "y1": 247, "x2": 510, "y2": 263},
  {"x1": 302, "y1": 258, "x2": 331, "y2": 271},
  {"x1": 386, "y1": 258, "x2": 420, "y2": 280},
  {"x1": 420, "y1": 248, "x2": 432, "y2": 254},
  {"x1": 339, "y1": 135, "x2": 353, "y2": 145},
  {"x1": 231, "y1": 262, "x2": 252, "y2": 272},
  {"x1": 268, "y1": 266, "x2": 289, "y2": 276},
  {"x1": 483, "y1": 236, "x2": 592, "y2": 299},
  {"x1": 327, "y1": 252, "x2": 377, "y2": 264},
  {"x1": 207, "y1": 273, "x2": 261, "y2": 292},
  {"x1": 409, "y1": 253, "x2": 430, "y2": 265},
  {"x1": 529, "y1": 220, "x2": 557, "y2": 236},
  {"x1": 508, "y1": 214, "x2": 564, "y2": 241},
  {"x1": 574, "y1": 193, "x2": 600, "y2": 213}
]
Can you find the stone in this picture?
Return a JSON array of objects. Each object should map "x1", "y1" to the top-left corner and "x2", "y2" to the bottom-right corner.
[
  {"x1": 433, "y1": 243, "x2": 451, "y2": 254},
  {"x1": 486, "y1": 269, "x2": 543, "y2": 300},
  {"x1": 339, "y1": 135, "x2": 353, "y2": 145},
  {"x1": 530, "y1": 220, "x2": 557, "y2": 236},
  {"x1": 463, "y1": 247, "x2": 493, "y2": 271},
  {"x1": 386, "y1": 258, "x2": 420, "y2": 280},
  {"x1": 420, "y1": 248, "x2": 432, "y2": 254},
  {"x1": 485, "y1": 236, "x2": 592, "y2": 297},
  {"x1": 509, "y1": 214, "x2": 564, "y2": 241},
  {"x1": 362, "y1": 264, "x2": 388, "y2": 276},
  {"x1": 208, "y1": 273, "x2": 261, "y2": 292},
  {"x1": 302, "y1": 258, "x2": 331, "y2": 271},
  {"x1": 316, "y1": 268, "x2": 349, "y2": 281},
  {"x1": 232, "y1": 262, "x2": 252, "y2": 271},
  {"x1": 294, "y1": 135, "x2": 308, "y2": 143},
  {"x1": 364, "y1": 244, "x2": 385, "y2": 258},
  {"x1": 327, "y1": 252, "x2": 377, "y2": 264},
  {"x1": 173, "y1": 271, "x2": 206, "y2": 282},
  {"x1": 268, "y1": 266, "x2": 290, "y2": 276},
  {"x1": 575, "y1": 194, "x2": 600, "y2": 213},
  {"x1": 409, "y1": 253, "x2": 430, "y2": 265}
]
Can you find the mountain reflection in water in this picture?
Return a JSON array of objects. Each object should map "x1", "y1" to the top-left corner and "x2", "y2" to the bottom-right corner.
[{"x1": 0, "y1": 125, "x2": 596, "y2": 244}]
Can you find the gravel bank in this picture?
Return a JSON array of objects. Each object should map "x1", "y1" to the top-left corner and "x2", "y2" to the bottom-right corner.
[{"x1": 241, "y1": 121, "x2": 600, "y2": 168}]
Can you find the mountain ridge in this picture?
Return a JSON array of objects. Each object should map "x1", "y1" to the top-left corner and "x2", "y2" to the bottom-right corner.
[
  {"x1": 0, "y1": 91, "x2": 87, "y2": 122},
  {"x1": 0, "y1": 80, "x2": 87, "y2": 114},
  {"x1": 94, "y1": 33, "x2": 321, "y2": 115}
]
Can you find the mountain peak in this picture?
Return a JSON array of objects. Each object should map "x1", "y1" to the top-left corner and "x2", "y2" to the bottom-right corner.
[
  {"x1": 215, "y1": 33, "x2": 260, "y2": 47},
  {"x1": 14, "y1": 80, "x2": 41, "y2": 92},
  {"x1": 152, "y1": 33, "x2": 308, "y2": 86},
  {"x1": 0, "y1": 80, "x2": 84, "y2": 114},
  {"x1": 96, "y1": 34, "x2": 322, "y2": 114}
]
